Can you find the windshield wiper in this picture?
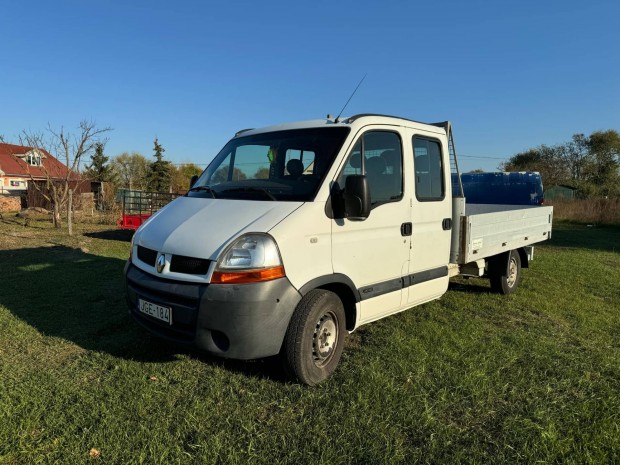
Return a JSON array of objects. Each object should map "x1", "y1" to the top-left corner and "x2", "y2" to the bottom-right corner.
[
  {"x1": 222, "y1": 187, "x2": 277, "y2": 201},
  {"x1": 188, "y1": 185, "x2": 217, "y2": 198}
]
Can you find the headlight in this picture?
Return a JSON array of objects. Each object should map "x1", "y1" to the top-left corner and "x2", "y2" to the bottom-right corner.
[{"x1": 211, "y1": 234, "x2": 285, "y2": 284}]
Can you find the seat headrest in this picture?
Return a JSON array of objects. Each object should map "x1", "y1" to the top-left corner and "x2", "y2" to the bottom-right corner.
[
  {"x1": 366, "y1": 156, "x2": 386, "y2": 175},
  {"x1": 286, "y1": 159, "x2": 304, "y2": 177},
  {"x1": 381, "y1": 149, "x2": 399, "y2": 167}
]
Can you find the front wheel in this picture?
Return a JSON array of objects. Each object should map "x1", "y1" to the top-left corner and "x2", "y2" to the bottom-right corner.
[
  {"x1": 489, "y1": 249, "x2": 522, "y2": 294},
  {"x1": 282, "y1": 289, "x2": 346, "y2": 386}
]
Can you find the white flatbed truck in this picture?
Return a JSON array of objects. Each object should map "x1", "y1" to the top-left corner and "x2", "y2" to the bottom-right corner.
[{"x1": 125, "y1": 114, "x2": 553, "y2": 385}]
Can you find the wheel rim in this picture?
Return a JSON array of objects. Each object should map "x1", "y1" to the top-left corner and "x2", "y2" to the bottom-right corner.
[
  {"x1": 506, "y1": 257, "x2": 518, "y2": 287},
  {"x1": 312, "y1": 311, "x2": 339, "y2": 367}
]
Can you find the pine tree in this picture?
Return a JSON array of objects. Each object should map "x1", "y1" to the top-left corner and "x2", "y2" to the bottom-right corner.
[
  {"x1": 147, "y1": 138, "x2": 172, "y2": 192},
  {"x1": 84, "y1": 142, "x2": 114, "y2": 182}
]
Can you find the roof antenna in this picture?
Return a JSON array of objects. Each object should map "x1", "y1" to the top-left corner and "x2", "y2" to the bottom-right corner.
[{"x1": 334, "y1": 74, "x2": 367, "y2": 123}]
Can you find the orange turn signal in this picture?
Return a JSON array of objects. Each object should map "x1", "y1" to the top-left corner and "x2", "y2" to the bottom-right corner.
[{"x1": 211, "y1": 266, "x2": 285, "y2": 284}]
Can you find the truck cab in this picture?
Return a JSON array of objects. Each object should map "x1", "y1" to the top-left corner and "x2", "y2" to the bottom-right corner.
[{"x1": 125, "y1": 115, "x2": 552, "y2": 385}]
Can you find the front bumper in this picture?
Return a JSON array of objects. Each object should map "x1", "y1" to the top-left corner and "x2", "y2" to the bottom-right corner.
[{"x1": 124, "y1": 262, "x2": 302, "y2": 360}]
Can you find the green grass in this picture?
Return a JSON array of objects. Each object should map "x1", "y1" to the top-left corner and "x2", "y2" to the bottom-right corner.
[{"x1": 0, "y1": 218, "x2": 619, "y2": 464}]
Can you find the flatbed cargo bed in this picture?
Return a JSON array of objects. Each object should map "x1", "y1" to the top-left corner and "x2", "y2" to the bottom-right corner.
[{"x1": 455, "y1": 203, "x2": 553, "y2": 264}]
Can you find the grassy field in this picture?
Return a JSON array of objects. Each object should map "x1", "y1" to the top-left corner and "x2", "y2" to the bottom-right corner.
[{"x1": 0, "y1": 217, "x2": 619, "y2": 464}]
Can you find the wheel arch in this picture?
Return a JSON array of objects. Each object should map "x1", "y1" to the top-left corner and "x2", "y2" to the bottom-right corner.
[
  {"x1": 517, "y1": 247, "x2": 529, "y2": 268},
  {"x1": 298, "y1": 274, "x2": 359, "y2": 331},
  {"x1": 487, "y1": 249, "x2": 522, "y2": 294}
]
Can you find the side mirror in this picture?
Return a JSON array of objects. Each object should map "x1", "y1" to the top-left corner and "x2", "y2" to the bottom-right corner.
[
  {"x1": 189, "y1": 175, "x2": 199, "y2": 188},
  {"x1": 343, "y1": 175, "x2": 370, "y2": 220}
]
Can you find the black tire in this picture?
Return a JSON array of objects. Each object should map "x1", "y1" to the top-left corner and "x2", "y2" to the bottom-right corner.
[
  {"x1": 282, "y1": 289, "x2": 346, "y2": 386},
  {"x1": 489, "y1": 249, "x2": 522, "y2": 294}
]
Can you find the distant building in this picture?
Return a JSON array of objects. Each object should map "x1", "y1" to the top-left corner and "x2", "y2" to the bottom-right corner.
[
  {"x1": 545, "y1": 185, "x2": 578, "y2": 200},
  {"x1": 0, "y1": 143, "x2": 70, "y2": 196}
]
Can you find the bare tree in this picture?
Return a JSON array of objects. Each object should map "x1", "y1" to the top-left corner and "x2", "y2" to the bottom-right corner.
[{"x1": 17, "y1": 120, "x2": 111, "y2": 228}]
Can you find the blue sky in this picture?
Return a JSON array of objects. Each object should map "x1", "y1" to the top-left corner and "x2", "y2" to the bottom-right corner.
[{"x1": 1, "y1": 0, "x2": 618, "y2": 172}]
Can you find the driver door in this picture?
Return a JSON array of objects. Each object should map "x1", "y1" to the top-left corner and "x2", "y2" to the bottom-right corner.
[{"x1": 331, "y1": 128, "x2": 410, "y2": 325}]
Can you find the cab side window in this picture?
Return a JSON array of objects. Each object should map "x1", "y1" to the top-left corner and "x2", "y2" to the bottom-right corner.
[
  {"x1": 413, "y1": 137, "x2": 444, "y2": 200},
  {"x1": 338, "y1": 131, "x2": 403, "y2": 206}
]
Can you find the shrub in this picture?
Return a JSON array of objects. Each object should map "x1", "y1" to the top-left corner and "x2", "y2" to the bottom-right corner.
[{"x1": 547, "y1": 198, "x2": 620, "y2": 225}]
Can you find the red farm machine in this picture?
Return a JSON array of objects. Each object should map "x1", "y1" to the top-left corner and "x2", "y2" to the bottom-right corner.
[{"x1": 117, "y1": 189, "x2": 181, "y2": 230}]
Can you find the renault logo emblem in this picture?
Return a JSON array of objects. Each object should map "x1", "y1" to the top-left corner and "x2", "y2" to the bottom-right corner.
[{"x1": 156, "y1": 255, "x2": 165, "y2": 273}]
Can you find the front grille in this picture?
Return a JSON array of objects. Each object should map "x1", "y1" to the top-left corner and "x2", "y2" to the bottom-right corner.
[
  {"x1": 137, "y1": 246, "x2": 210, "y2": 275},
  {"x1": 170, "y1": 254, "x2": 211, "y2": 275},
  {"x1": 137, "y1": 246, "x2": 157, "y2": 266}
]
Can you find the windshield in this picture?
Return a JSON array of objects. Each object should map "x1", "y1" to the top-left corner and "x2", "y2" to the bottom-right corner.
[{"x1": 188, "y1": 127, "x2": 350, "y2": 201}]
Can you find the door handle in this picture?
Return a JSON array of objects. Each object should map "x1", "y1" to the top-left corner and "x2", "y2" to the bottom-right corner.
[
  {"x1": 442, "y1": 218, "x2": 452, "y2": 230},
  {"x1": 401, "y1": 222, "x2": 412, "y2": 236}
]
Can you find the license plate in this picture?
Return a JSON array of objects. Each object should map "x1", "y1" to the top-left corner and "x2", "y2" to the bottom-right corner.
[{"x1": 138, "y1": 299, "x2": 172, "y2": 325}]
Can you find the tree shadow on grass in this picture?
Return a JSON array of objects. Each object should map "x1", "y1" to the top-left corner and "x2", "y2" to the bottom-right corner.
[
  {"x1": 0, "y1": 245, "x2": 286, "y2": 382},
  {"x1": 547, "y1": 222, "x2": 620, "y2": 253},
  {"x1": 82, "y1": 229, "x2": 134, "y2": 242},
  {"x1": 1, "y1": 216, "x2": 49, "y2": 228}
]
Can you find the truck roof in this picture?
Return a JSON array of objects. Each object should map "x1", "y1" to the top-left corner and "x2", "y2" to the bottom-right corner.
[{"x1": 235, "y1": 114, "x2": 449, "y2": 138}]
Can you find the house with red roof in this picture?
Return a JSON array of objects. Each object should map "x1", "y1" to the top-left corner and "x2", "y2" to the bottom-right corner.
[{"x1": 0, "y1": 143, "x2": 71, "y2": 196}]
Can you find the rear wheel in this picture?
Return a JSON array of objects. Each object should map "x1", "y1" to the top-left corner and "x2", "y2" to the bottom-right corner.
[
  {"x1": 489, "y1": 250, "x2": 521, "y2": 294},
  {"x1": 282, "y1": 289, "x2": 346, "y2": 386}
]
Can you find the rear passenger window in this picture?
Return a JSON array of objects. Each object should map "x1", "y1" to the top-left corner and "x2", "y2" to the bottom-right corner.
[
  {"x1": 284, "y1": 149, "x2": 316, "y2": 175},
  {"x1": 338, "y1": 131, "x2": 403, "y2": 206},
  {"x1": 413, "y1": 137, "x2": 444, "y2": 200}
]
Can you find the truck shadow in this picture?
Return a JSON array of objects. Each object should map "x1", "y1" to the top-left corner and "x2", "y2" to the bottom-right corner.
[
  {"x1": 448, "y1": 279, "x2": 491, "y2": 294},
  {"x1": 0, "y1": 245, "x2": 285, "y2": 382}
]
